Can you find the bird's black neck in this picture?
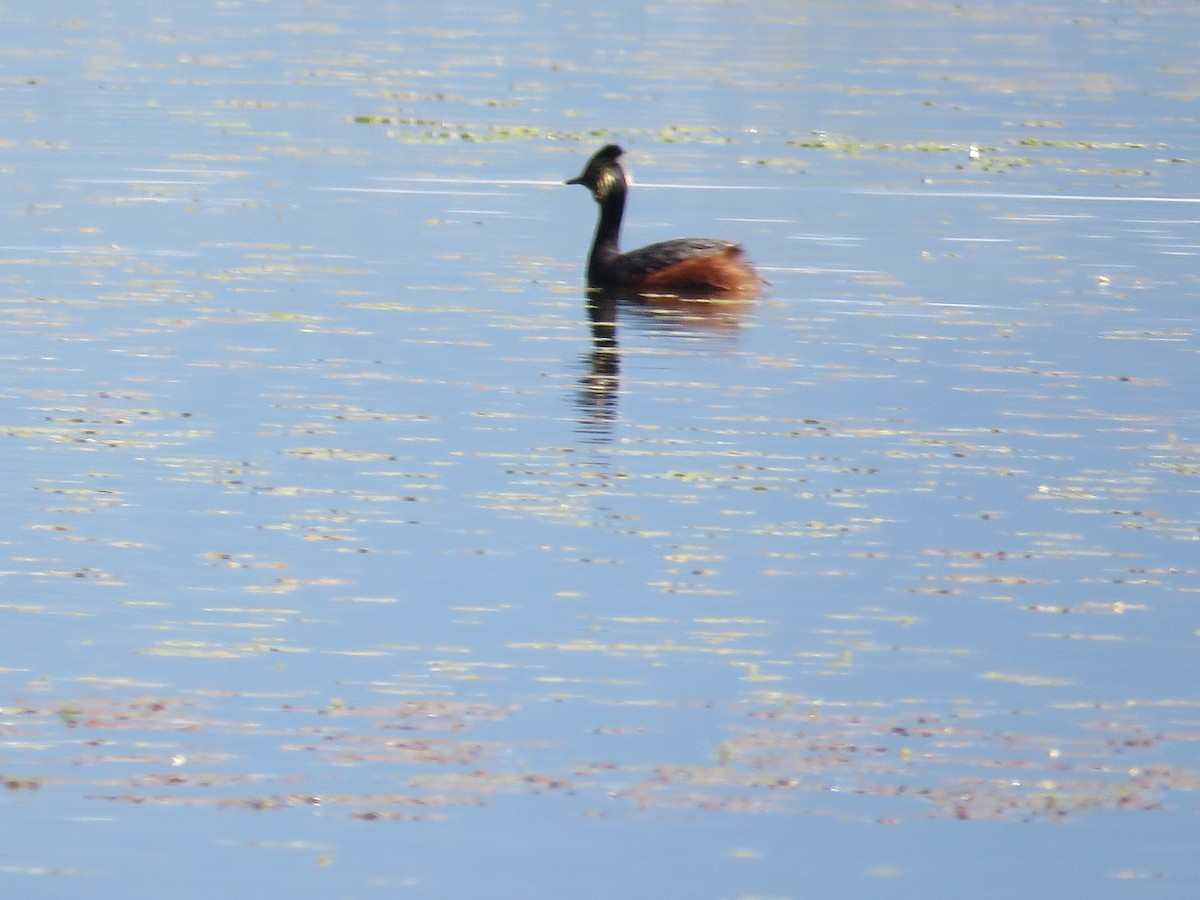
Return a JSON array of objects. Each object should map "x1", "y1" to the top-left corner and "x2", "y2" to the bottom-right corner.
[{"x1": 587, "y1": 176, "x2": 626, "y2": 277}]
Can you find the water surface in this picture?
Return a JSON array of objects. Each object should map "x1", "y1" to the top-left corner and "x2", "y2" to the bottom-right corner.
[{"x1": 1, "y1": 2, "x2": 1198, "y2": 897}]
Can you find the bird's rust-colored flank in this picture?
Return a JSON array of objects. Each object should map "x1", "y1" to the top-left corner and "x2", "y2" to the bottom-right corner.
[
  {"x1": 566, "y1": 144, "x2": 760, "y2": 300},
  {"x1": 636, "y1": 244, "x2": 757, "y2": 295}
]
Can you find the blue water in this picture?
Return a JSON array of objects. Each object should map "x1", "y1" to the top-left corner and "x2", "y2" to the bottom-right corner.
[{"x1": 1, "y1": 1, "x2": 1198, "y2": 897}]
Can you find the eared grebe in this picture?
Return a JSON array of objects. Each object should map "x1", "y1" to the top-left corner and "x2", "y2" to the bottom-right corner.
[{"x1": 566, "y1": 144, "x2": 759, "y2": 297}]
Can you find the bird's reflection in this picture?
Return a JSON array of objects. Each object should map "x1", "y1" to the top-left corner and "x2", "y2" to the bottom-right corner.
[
  {"x1": 572, "y1": 283, "x2": 754, "y2": 443},
  {"x1": 574, "y1": 286, "x2": 621, "y2": 443}
]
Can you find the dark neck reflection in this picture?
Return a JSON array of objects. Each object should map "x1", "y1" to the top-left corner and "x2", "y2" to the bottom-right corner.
[{"x1": 574, "y1": 285, "x2": 621, "y2": 444}]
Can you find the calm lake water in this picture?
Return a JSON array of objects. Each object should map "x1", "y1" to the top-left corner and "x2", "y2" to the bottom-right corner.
[{"x1": 2, "y1": 1, "x2": 1198, "y2": 897}]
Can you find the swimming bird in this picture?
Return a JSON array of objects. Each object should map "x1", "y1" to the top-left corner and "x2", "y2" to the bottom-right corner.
[{"x1": 566, "y1": 144, "x2": 759, "y2": 297}]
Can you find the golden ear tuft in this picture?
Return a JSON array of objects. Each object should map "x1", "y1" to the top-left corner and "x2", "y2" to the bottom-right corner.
[{"x1": 594, "y1": 167, "x2": 621, "y2": 199}]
